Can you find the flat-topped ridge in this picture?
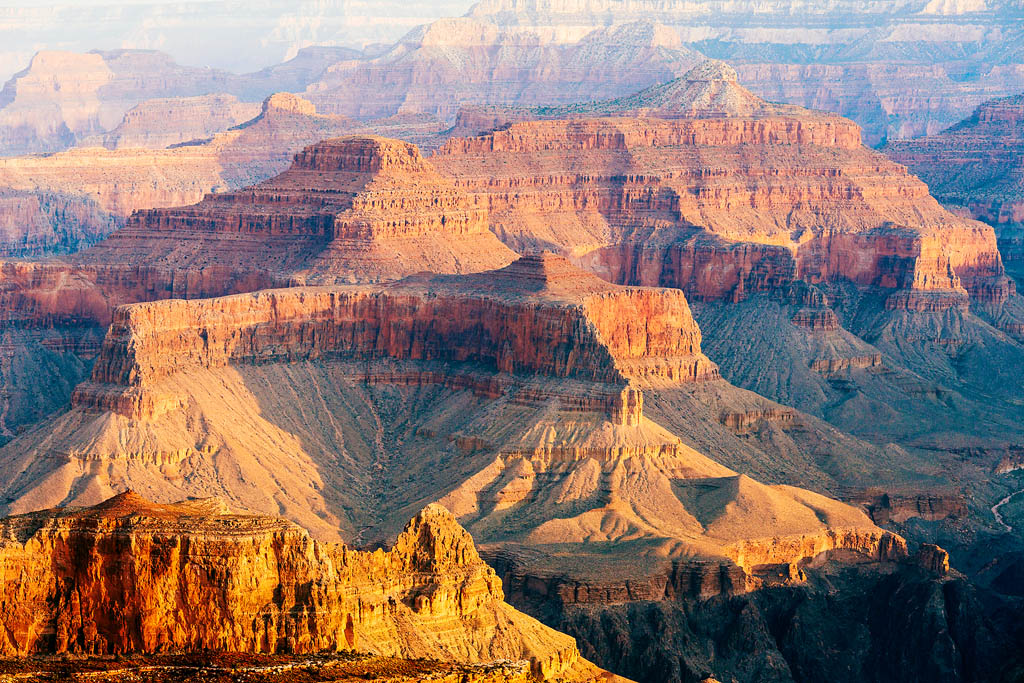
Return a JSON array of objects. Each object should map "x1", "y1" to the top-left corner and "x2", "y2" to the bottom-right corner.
[
  {"x1": 289, "y1": 135, "x2": 433, "y2": 175},
  {"x1": 0, "y1": 492, "x2": 602, "y2": 681},
  {"x1": 408, "y1": 251, "x2": 619, "y2": 300},
  {"x1": 72, "y1": 256, "x2": 717, "y2": 423}
]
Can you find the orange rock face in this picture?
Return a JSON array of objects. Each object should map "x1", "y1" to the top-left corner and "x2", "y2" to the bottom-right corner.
[
  {"x1": 0, "y1": 132, "x2": 515, "y2": 437},
  {"x1": 0, "y1": 492, "x2": 610, "y2": 681},
  {"x1": 0, "y1": 134, "x2": 518, "y2": 325}
]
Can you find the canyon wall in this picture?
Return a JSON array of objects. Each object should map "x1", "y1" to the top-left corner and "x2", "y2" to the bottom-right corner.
[
  {"x1": 885, "y1": 94, "x2": 1024, "y2": 279},
  {"x1": 80, "y1": 134, "x2": 516, "y2": 282},
  {"x1": 74, "y1": 254, "x2": 717, "y2": 425},
  {"x1": 102, "y1": 94, "x2": 262, "y2": 149}
]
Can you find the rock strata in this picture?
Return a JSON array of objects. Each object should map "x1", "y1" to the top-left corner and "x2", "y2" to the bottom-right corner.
[
  {"x1": 75, "y1": 253, "x2": 716, "y2": 424},
  {"x1": 0, "y1": 492, "x2": 614, "y2": 682},
  {"x1": 435, "y1": 63, "x2": 1012, "y2": 310},
  {"x1": 77, "y1": 134, "x2": 516, "y2": 283}
]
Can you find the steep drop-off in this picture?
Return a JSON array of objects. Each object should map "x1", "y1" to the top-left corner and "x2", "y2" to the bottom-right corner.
[
  {"x1": 0, "y1": 255, "x2": 987, "y2": 683},
  {"x1": 0, "y1": 133, "x2": 517, "y2": 437},
  {"x1": 0, "y1": 256, "x2": 906, "y2": 587},
  {"x1": 885, "y1": 93, "x2": 1024, "y2": 286}
]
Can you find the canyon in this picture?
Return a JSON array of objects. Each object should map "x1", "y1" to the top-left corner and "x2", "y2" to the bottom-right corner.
[
  {"x1": 0, "y1": 46, "x2": 358, "y2": 156},
  {"x1": 0, "y1": 253, "x2": 1012, "y2": 682},
  {"x1": 0, "y1": 252, "x2": 975, "y2": 682},
  {"x1": 0, "y1": 93, "x2": 452, "y2": 258},
  {"x1": 468, "y1": 0, "x2": 1024, "y2": 145},
  {"x1": 423, "y1": 62, "x2": 1024, "y2": 459},
  {"x1": 0, "y1": 41, "x2": 1019, "y2": 680}
]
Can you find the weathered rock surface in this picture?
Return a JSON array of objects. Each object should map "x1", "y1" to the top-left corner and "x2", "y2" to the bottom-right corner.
[
  {"x1": 0, "y1": 47, "x2": 354, "y2": 156},
  {"x1": 469, "y1": 0, "x2": 1024, "y2": 146},
  {"x1": 885, "y1": 93, "x2": 1024, "y2": 294},
  {"x1": 101, "y1": 94, "x2": 262, "y2": 150},
  {"x1": 435, "y1": 62, "x2": 1012, "y2": 311},
  {"x1": 0, "y1": 93, "x2": 363, "y2": 248},
  {"x1": 0, "y1": 492, "x2": 617, "y2": 682},
  {"x1": 81, "y1": 134, "x2": 515, "y2": 283},
  {"x1": 0, "y1": 256, "x2": 905, "y2": 601},
  {"x1": 303, "y1": 19, "x2": 702, "y2": 122},
  {"x1": 0, "y1": 131, "x2": 515, "y2": 438},
  {"x1": 0, "y1": 189, "x2": 118, "y2": 256},
  {"x1": 537, "y1": 555, "x2": 1016, "y2": 683}
]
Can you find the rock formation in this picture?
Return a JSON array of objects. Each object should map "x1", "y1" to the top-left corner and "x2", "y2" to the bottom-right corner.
[
  {"x1": 469, "y1": 0, "x2": 1024, "y2": 145},
  {"x1": 79, "y1": 134, "x2": 516, "y2": 284},
  {"x1": 434, "y1": 61, "x2": 1013, "y2": 312},
  {"x1": 0, "y1": 47, "x2": 356, "y2": 156},
  {"x1": 101, "y1": 94, "x2": 262, "y2": 150},
  {"x1": 0, "y1": 253, "x2": 979, "y2": 683},
  {"x1": 0, "y1": 189, "x2": 118, "y2": 256},
  {"x1": 0, "y1": 93, "x2": 454, "y2": 259},
  {"x1": 303, "y1": 19, "x2": 702, "y2": 122},
  {"x1": 0, "y1": 256, "x2": 906, "y2": 592},
  {"x1": 0, "y1": 133, "x2": 516, "y2": 436},
  {"x1": 885, "y1": 94, "x2": 1024, "y2": 285},
  {"x1": 0, "y1": 491, "x2": 617, "y2": 682}
]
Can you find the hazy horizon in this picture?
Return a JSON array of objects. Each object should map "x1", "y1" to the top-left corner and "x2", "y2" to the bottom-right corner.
[{"x1": 0, "y1": 0, "x2": 477, "y2": 82}]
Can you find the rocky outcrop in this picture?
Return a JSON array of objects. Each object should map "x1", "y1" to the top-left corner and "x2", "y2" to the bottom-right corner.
[
  {"x1": 0, "y1": 93, "x2": 448, "y2": 260},
  {"x1": 0, "y1": 189, "x2": 119, "y2": 256},
  {"x1": 885, "y1": 94, "x2": 1024, "y2": 285},
  {"x1": 841, "y1": 487, "x2": 967, "y2": 524},
  {"x1": 0, "y1": 492, "x2": 612, "y2": 681},
  {"x1": 0, "y1": 47, "x2": 359, "y2": 156},
  {"x1": 81, "y1": 135, "x2": 515, "y2": 282},
  {"x1": 470, "y1": 0, "x2": 1024, "y2": 146},
  {"x1": 0, "y1": 133, "x2": 513, "y2": 437},
  {"x1": 540, "y1": 556, "x2": 1011, "y2": 683}
]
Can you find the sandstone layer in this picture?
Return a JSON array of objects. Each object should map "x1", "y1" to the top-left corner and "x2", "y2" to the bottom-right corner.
[
  {"x1": 0, "y1": 491, "x2": 617, "y2": 682},
  {"x1": 80, "y1": 134, "x2": 516, "y2": 283},
  {"x1": 0, "y1": 131, "x2": 516, "y2": 439}
]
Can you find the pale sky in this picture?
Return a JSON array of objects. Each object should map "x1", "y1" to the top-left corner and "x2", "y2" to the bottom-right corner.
[{"x1": 0, "y1": 1, "x2": 477, "y2": 81}]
